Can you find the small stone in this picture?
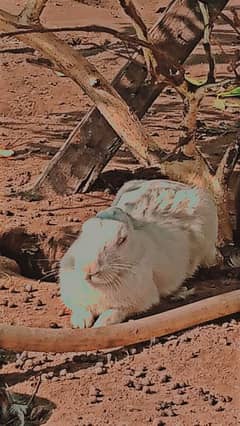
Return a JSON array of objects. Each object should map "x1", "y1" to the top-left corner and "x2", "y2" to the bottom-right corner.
[
  {"x1": 24, "y1": 359, "x2": 33, "y2": 369},
  {"x1": 177, "y1": 389, "x2": 186, "y2": 395},
  {"x1": 23, "y1": 296, "x2": 32, "y2": 303},
  {"x1": 161, "y1": 374, "x2": 171, "y2": 383},
  {"x1": 95, "y1": 367, "x2": 106, "y2": 375},
  {"x1": 89, "y1": 396, "x2": 98, "y2": 404},
  {"x1": 123, "y1": 378, "x2": 134, "y2": 387},
  {"x1": 9, "y1": 302, "x2": 17, "y2": 308},
  {"x1": 9, "y1": 287, "x2": 18, "y2": 293},
  {"x1": 89, "y1": 386, "x2": 99, "y2": 397},
  {"x1": 135, "y1": 370, "x2": 145, "y2": 378},
  {"x1": 129, "y1": 347, "x2": 137, "y2": 355},
  {"x1": 2, "y1": 299, "x2": 8, "y2": 306},
  {"x1": 95, "y1": 361, "x2": 104, "y2": 368},
  {"x1": 67, "y1": 372, "x2": 74, "y2": 380},
  {"x1": 51, "y1": 377, "x2": 59, "y2": 382},
  {"x1": 36, "y1": 299, "x2": 44, "y2": 306},
  {"x1": 143, "y1": 386, "x2": 151, "y2": 394},
  {"x1": 47, "y1": 371, "x2": 54, "y2": 378},
  {"x1": 134, "y1": 383, "x2": 143, "y2": 391},
  {"x1": 15, "y1": 359, "x2": 24, "y2": 368},
  {"x1": 49, "y1": 322, "x2": 61, "y2": 329},
  {"x1": 0, "y1": 283, "x2": 7, "y2": 290},
  {"x1": 157, "y1": 365, "x2": 166, "y2": 371},
  {"x1": 106, "y1": 353, "x2": 112, "y2": 364},
  {"x1": 141, "y1": 378, "x2": 152, "y2": 386},
  {"x1": 41, "y1": 373, "x2": 49, "y2": 382},
  {"x1": 152, "y1": 419, "x2": 165, "y2": 426},
  {"x1": 59, "y1": 369, "x2": 67, "y2": 377},
  {"x1": 24, "y1": 284, "x2": 33, "y2": 293},
  {"x1": 168, "y1": 408, "x2": 177, "y2": 417},
  {"x1": 215, "y1": 406, "x2": 224, "y2": 412}
]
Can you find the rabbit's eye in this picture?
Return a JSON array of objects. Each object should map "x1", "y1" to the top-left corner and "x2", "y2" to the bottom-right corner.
[{"x1": 117, "y1": 235, "x2": 127, "y2": 246}]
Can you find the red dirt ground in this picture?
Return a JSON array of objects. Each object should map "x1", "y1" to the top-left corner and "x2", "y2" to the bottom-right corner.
[{"x1": 0, "y1": 1, "x2": 239, "y2": 425}]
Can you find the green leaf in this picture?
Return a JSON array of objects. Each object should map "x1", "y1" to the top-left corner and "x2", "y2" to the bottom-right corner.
[
  {"x1": 213, "y1": 98, "x2": 226, "y2": 111},
  {"x1": 185, "y1": 76, "x2": 206, "y2": 86},
  {"x1": 218, "y1": 86, "x2": 240, "y2": 98},
  {"x1": 0, "y1": 149, "x2": 14, "y2": 157}
]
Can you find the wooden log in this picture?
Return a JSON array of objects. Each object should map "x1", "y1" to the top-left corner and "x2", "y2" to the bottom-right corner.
[
  {"x1": 27, "y1": 0, "x2": 228, "y2": 195},
  {"x1": 0, "y1": 290, "x2": 239, "y2": 353}
]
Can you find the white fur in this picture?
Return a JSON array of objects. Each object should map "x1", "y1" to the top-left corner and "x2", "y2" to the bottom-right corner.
[{"x1": 59, "y1": 179, "x2": 218, "y2": 328}]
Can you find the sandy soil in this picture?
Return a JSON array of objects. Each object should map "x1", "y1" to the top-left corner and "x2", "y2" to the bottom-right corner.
[{"x1": 0, "y1": 0, "x2": 239, "y2": 425}]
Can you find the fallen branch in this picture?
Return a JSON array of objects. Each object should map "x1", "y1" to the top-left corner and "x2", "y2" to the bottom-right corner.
[{"x1": 0, "y1": 290, "x2": 239, "y2": 353}]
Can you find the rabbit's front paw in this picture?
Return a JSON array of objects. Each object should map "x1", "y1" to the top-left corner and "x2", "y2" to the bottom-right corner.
[
  {"x1": 93, "y1": 309, "x2": 127, "y2": 327},
  {"x1": 71, "y1": 308, "x2": 94, "y2": 328}
]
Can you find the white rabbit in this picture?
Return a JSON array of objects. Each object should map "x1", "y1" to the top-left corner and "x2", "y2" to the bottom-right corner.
[{"x1": 59, "y1": 179, "x2": 218, "y2": 328}]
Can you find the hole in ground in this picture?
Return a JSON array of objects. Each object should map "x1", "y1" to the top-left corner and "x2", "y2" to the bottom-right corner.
[{"x1": 0, "y1": 227, "x2": 78, "y2": 282}]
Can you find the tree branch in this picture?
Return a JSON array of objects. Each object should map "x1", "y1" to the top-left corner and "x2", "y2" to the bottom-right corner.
[
  {"x1": 119, "y1": 0, "x2": 157, "y2": 78},
  {"x1": 0, "y1": 21, "x2": 185, "y2": 86},
  {"x1": 0, "y1": 290, "x2": 239, "y2": 352},
  {"x1": 0, "y1": 7, "x2": 164, "y2": 166}
]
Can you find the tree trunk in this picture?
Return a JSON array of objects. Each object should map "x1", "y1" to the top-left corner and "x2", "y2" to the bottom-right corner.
[{"x1": 28, "y1": 0, "x2": 229, "y2": 195}]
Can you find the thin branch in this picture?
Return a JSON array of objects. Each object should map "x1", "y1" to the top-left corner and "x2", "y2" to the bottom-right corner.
[
  {"x1": 0, "y1": 21, "x2": 186, "y2": 86},
  {"x1": 119, "y1": 0, "x2": 157, "y2": 77},
  {"x1": 199, "y1": 0, "x2": 215, "y2": 83},
  {"x1": 216, "y1": 133, "x2": 240, "y2": 185},
  {"x1": 220, "y1": 11, "x2": 240, "y2": 36}
]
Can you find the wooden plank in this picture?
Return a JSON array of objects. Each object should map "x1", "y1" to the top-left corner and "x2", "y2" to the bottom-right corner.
[{"x1": 30, "y1": 0, "x2": 229, "y2": 195}]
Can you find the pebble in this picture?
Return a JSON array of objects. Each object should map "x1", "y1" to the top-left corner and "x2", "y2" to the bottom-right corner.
[
  {"x1": 143, "y1": 386, "x2": 151, "y2": 394},
  {"x1": 134, "y1": 383, "x2": 143, "y2": 391},
  {"x1": 89, "y1": 386, "x2": 99, "y2": 397},
  {"x1": 49, "y1": 322, "x2": 61, "y2": 329},
  {"x1": 0, "y1": 284, "x2": 7, "y2": 290},
  {"x1": 141, "y1": 378, "x2": 152, "y2": 386},
  {"x1": 51, "y1": 377, "x2": 59, "y2": 382},
  {"x1": 134, "y1": 369, "x2": 146, "y2": 378},
  {"x1": 15, "y1": 359, "x2": 24, "y2": 368},
  {"x1": 2, "y1": 299, "x2": 8, "y2": 306},
  {"x1": 67, "y1": 372, "x2": 75, "y2": 380},
  {"x1": 9, "y1": 302, "x2": 17, "y2": 308},
  {"x1": 24, "y1": 359, "x2": 34, "y2": 369},
  {"x1": 160, "y1": 374, "x2": 171, "y2": 383},
  {"x1": 59, "y1": 369, "x2": 67, "y2": 377},
  {"x1": 24, "y1": 284, "x2": 33, "y2": 293},
  {"x1": 95, "y1": 366, "x2": 106, "y2": 375},
  {"x1": 41, "y1": 373, "x2": 49, "y2": 382},
  {"x1": 156, "y1": 365, "x2": 166, "y2": 371},
  {"x1": 123, "y1": 378, "x2": 134, "y2": 388},
  {"x1": 152, "y1": 420, "x2": 165, "y2": 426},
  {"x1": 36, "y1": 299, "x2": 44, "y2": 306},
  {"x1": 89, "y1": 396, "x2": 98, "y2": 404},
  {"x1": 9, "y1": 287, "x2": 18, "y2": 293},
  {"x1": 106, "y1": 353, "x2": 112, "y2": 364},
  {"x1": 215, "y1": 406, "x2": 224, "y2": 412}
]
